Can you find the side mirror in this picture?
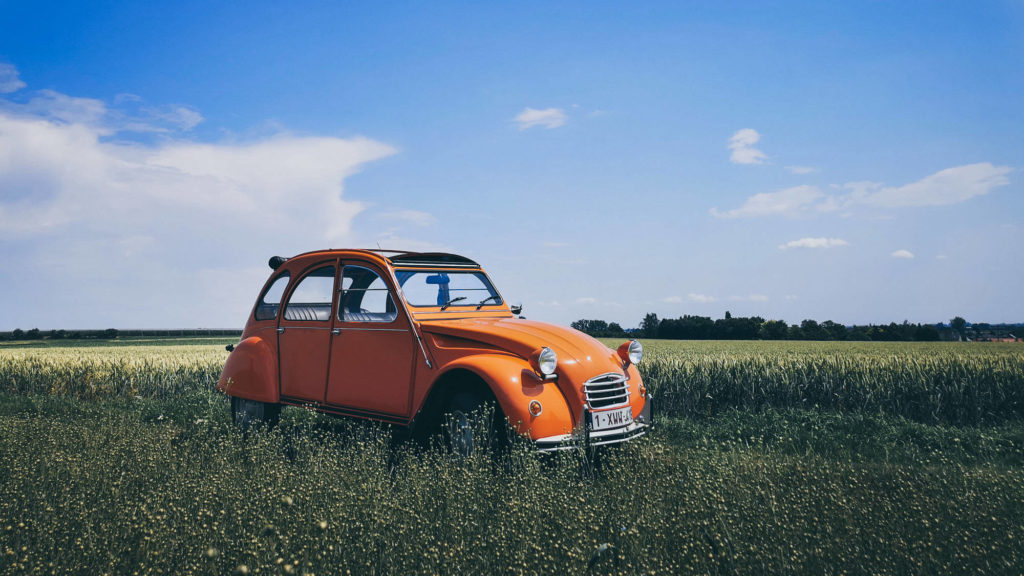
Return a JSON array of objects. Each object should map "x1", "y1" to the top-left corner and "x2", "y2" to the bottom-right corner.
[{"x1": 510, "y1": 303, "x2": 523, "y2": 315}]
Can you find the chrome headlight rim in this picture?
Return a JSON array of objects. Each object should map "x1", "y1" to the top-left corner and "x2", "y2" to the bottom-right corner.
[
  {"x1": 536, "y1": 346, "x2": 557, "y2": 376},
  {"x1": 627, "y1": 339, "x2": 643, "y2": 364}
]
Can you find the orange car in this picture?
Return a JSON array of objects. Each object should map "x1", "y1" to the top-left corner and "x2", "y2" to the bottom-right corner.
[{"x1": 218, "y1": 249, "x2": 651, "y2": 451}]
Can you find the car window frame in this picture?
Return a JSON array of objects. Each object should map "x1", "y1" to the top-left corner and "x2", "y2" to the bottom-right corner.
[
  {"x1": 280, "y1": 261, "x2": 338, "y2": 323},
  {"x1": 337, "y1": 263, "x2": 400, "y2": 324},
  {"x1": 253, "y1": 271, "x2": 291, "y2": 322}
]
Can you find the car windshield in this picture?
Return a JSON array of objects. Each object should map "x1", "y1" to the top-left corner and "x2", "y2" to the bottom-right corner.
[{"x1": 395, "y1": 270, "x2": 502, "y2": 308}]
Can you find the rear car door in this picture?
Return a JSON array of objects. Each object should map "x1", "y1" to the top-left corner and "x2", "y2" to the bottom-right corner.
[{"x1": 277, "y1": 261, "x2": 337, "y2": 403}]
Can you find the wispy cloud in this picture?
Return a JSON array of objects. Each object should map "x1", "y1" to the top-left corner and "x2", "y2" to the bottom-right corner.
[
  {"x1": 856, "y1": 163, "x2": 1012, "y2": 208},
  {"x1": 575, "y1": 297, "x2": 597, "y2": 305},
  {"x1": 663, "y1": 296, "x2": 683, "y2": 303},
  {"x1": 514, "y1": 107, "x2": 567, "y2": 130},
  {"x1": 0, "y1": 63, "x2": 26, "y2": 94},
  {"x1": 786, "y1": 165, "x2": 817, "y2": 175},
  {"x1": 687, "y1": 293, "x2": 718, "y2": 303},
  {"x1": 711, "y1": 185, "x2": 823, "y2": 218},
  {"x1": 712, "y1": 163, "x2": 1012, "y2": 218},
  {"x1": 728, "y1": 128, "x2": 767, "y2": 165},
  {"x1": 779, "y1": 237, "x2": 849, "y2": 250},
  {"x1": 729, "y1": 294, "x2": 769, "y2": 302},
  {"x1": 891, "y1": 249, "x2": 915, "y2": 259},
  {"x1": 0, "y1": 86, "x2": 204, "y2": 134}
]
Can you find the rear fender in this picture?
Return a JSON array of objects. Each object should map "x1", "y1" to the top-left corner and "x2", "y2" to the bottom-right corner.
[
  {"x1": 434, "y1": 355, "x2": 575, "y2": 439},
  {"x1": 218, "y1": 336, "x2": 279, "y2": 404}
]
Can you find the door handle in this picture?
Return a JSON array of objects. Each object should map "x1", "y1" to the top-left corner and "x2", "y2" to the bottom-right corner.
[
  {"x1": 331, "y1": 328, "x2": 341, "y2": 335},
  {"x1": 277, "y1": 327, "x2": 285, "y2": 334}
]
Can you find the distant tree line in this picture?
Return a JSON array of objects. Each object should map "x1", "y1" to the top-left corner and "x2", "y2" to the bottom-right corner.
[
  {"x1": 573, "y1": 313, "x2": 1022, "y2": 342},
  {"x1": 0, "y1": 328, "x2": 243, "y2": 342}
]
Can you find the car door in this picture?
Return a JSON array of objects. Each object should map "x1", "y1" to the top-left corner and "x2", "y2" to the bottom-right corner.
[
  {"x1": 325, "y1": 262, "x2": 415, "y2": 418},
  {"x1": 277, "y1": 261, "x2": 338, "y2": 403}
]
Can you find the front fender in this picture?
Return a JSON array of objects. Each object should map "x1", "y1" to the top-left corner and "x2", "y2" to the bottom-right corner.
[
  {"x1": 218, "y1": 336, "x2": 279, "y2": 404},
  {"x1": 439, "y1": 355, "x2": 576, "y2": 439}
]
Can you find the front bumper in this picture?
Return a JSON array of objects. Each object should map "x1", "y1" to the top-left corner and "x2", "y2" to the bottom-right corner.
[{"x1": 534, "y1": 393, "x2": 653, "y2": 452}]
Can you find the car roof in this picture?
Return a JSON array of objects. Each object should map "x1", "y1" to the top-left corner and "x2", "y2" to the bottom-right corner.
[{"x1": 268, "y1": 249, "x2": 480, "y2": 270}]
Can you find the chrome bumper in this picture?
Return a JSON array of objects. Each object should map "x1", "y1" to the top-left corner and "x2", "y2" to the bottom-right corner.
[{"x1": 534, "y1": 394, "x2": 653, "y2": 452}]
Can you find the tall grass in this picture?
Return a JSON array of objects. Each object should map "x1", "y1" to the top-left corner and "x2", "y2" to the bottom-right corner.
[
  {"x1": 0, "y1": 340, "x2": 1022, "y2": 574},
  {"x1": 1, "y1": 400, "x2": 1021, "y2": 575},
  {"x1": 607, "y1": 340, "x2": 1024, "y2": 425}
]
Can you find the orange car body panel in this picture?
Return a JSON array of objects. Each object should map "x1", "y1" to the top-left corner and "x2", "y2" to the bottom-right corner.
[{"x1": 218, "y1": 248, "x2": 650, "y2": 445}]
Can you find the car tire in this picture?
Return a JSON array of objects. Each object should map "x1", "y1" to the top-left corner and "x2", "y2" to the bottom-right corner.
[
  {"x1": 231, "y1": 396, "x2": 280, "y2": 431},
  {"x1": 443, "y1": 390, "x2": 506, "y2": 457}
]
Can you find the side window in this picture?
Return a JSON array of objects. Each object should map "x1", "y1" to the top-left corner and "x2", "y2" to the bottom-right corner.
[
  {"x1": 254, "y1": 272, "x2": 290, "y2": 321},
  {"x1": 339, "y1": 266, "x2": 397, "y2": 323},
  {"x1": 283, "y1": 265, "x2": 335, "y2": 322}
]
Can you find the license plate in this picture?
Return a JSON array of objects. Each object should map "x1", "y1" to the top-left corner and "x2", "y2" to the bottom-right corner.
[{"x1": 591, "y1": 406, "x2": 633, "y2": 430}]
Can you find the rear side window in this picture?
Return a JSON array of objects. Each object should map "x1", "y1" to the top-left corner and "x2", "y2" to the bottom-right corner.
[
  {"x1": 283, "y1": 266, "x2": 336, "y2": 322},
  {"x1": 254, "y1": 272, "x2": 290, "y2": 321}
]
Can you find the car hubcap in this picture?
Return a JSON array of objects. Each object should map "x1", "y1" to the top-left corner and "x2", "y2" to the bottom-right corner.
[{"x1": 448, "y1": 410, "x2": 474, "y2": 456}]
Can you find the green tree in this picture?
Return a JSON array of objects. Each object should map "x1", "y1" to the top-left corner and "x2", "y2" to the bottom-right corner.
[
  {"x1": 640, "y1": 313, "x2": 659, "y2": 338},
  {"x1": 571, "y1": 319, "x2": 608, "y2": 335},
  {"x1": 951, "y1": 316, "x2": 967, "y2": 341},
  {"x1": 759, "y1": 320, "x2": 788, "y2": 340}
]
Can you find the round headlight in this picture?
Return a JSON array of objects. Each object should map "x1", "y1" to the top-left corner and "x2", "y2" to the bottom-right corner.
[
  {"x1": 627, "y1": 340, "x2": 643, "y2": 364},
  {"x1": 536, "y1": 347, "x2": 557, "y2": 376}
]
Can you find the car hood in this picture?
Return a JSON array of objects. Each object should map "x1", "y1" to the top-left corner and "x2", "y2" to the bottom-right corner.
[{"x1": 418, "y1": 317, "x2": 624, "y2": 383}]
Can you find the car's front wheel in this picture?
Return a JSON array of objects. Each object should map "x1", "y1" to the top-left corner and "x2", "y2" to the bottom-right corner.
[
  {"x1": 442, "y1": 390, "x2": 507, "y2": 457},
  {"x1": 231, "y1": 396, "x2": 280, "y2": 431}
]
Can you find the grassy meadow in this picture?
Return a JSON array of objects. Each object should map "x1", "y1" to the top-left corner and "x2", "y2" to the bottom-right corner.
[{"x1": 1, "y1": 338, "x2": 1022, "y2": 574}]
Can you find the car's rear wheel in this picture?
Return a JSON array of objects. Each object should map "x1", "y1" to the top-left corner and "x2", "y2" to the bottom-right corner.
[
  {"x1": 442, "y1": 390, "x2": 507, "y2": 457},
  {"x1": 231, "y1": 396, "x2": 280, "y2": 431}
]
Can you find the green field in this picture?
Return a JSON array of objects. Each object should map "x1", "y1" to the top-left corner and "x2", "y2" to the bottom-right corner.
[{"x1": 1, "y1": 339, "x2": 1022, "y2": 574}]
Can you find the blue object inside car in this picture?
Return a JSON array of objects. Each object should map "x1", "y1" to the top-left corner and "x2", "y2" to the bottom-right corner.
[{"x1": 425, "y1": 273, "x2": 450, "y2": 305}]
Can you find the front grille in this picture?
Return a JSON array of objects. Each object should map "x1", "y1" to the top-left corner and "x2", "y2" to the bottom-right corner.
[{"x1": 584, "y1": 372, "x2": 630, "y2": 409}]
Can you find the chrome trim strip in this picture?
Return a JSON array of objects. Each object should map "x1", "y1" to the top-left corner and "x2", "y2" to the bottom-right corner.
[
  {"x1": 583, "y1": 372, "x2": 630, "y2": 410},
  {"x1": 533, "y1": 420, "x2": 649, "y2": 452},
  {"x1": 334, "y1": 327, "x2": 409, "y2": 333}
]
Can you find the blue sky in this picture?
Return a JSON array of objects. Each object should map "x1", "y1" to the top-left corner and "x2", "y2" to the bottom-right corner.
[{"x1": 1, "y1": 1, "x2": 1022, "y2": 330}]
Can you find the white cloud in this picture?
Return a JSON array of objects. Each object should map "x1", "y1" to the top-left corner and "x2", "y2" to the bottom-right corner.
[
  {"x1": 663, "y1": 296, "x2": 683, "y2": 303},
  {"x1": 712, "y1": 163, "x2": 1012, "y2": 218},
  {"x1": 729, "y1": 294, "x2": 770, "y2": 302},
  {"x1": 778, "y1": 237, "x2": 849, "y2": 250},
  {"x1": 514, "y1": 107, "x2": 567, "y2": 130},
  {"x1": 0, "y1": 80, "x2": 396, "y2": 328},
  {"x1": 0, "y1": 109, "x2": 394, "y2": 240},
  {"x1": 786, "y1": 165, "x2": 817, "y2": 175},
  {"x1": 687, "y1": 293, "x2": 718, "y2": 303},
  {"x1": 711, "y1": 185, "x2": 823, "y2": 218},
  {"x1": 0, "y1": 63, "x2": 26, "y2": 94},
  {"x1": 859, "y1": 163, "x2": 1011, "y2": 208},
  {"x1": 891, "y1": 249, "x2": 915, "y2": 259},
  {"x1": 575, "y1": 297, "x2": 597, "y2": 305},
  {"x1": 728, "y1": 128, "x2": 767, "y2": 165}
]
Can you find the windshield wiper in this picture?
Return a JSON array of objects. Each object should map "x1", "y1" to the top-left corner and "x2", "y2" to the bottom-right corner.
[
  {"x1": 475, "y1": 295, "x2": 501, "y2": 310},
  {"x1": 440, "y1": 296, "x2": 467, "y2": 311}
]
